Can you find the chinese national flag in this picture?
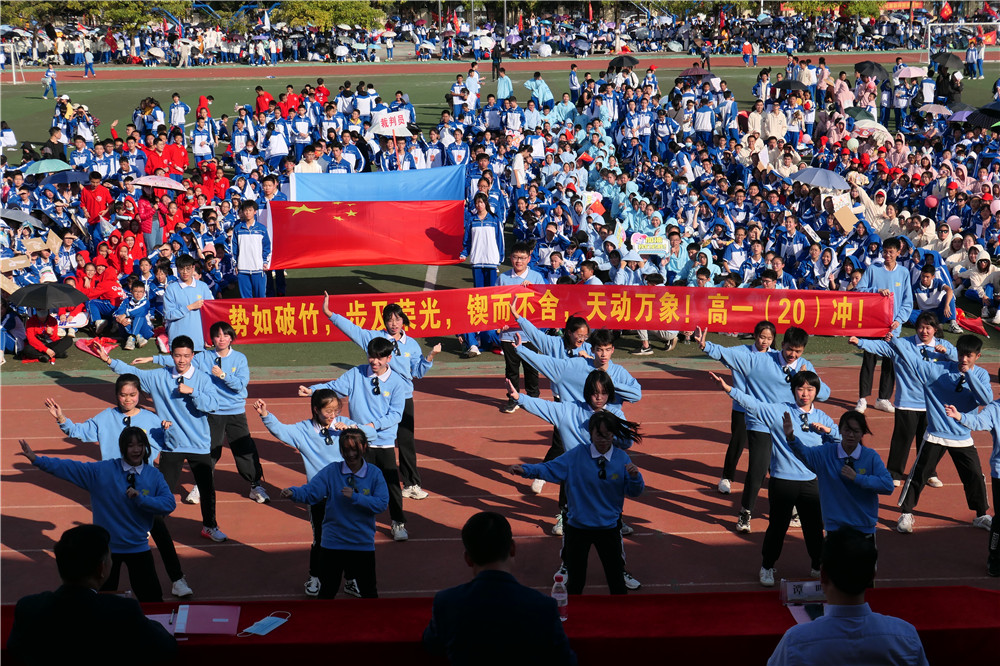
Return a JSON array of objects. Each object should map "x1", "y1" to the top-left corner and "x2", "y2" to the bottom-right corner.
[
  {"x1": 985, "y1": 31, "x2": 998, "y2": 45},
  {"x1": 940, "y1": 2, "x2": 953, "y2": 20},
  {"x1": 987, "y1": 3, "x2": 999, "y2": 18}
]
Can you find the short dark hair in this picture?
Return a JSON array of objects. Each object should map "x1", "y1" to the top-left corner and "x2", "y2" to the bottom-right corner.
[
  {"x1": 383, "y1": 303, "x2": 411, "y2": 328},
  {"x1": 209, "y1": 321, "x2": 237, "y2": 340},
  {"x1": 956, "y1": 334, "x2": 982, "y2": 357},
  {"x1": 367, "y1": 337, "x2": 394, "y2": 359},
  {"x1": 118, "y1": 426, "x2": 152, "y2": 463},
  {"x1": 171, "y1": 335, "x2": 195, "y2": 352},
  {"x1": 588, "y1": 329, "x2": 615, "y2": 349},
  {"x1": 914, "y1": 312, "x2": 940, "y2": 331},
  {"x1": 754, "y1": 320, "x2": 777, "y2": 339},
  {"x1": 584, "y1": 369, "x2": 616, "y2": 405},
  {"x1": 838, "y1": 410, "x2": 872, "y2": 436},
  {"x1": 54, "y1": 524, "x2": 110, "y2": 585},
  {"x1": 782, "y1": 326, "x2": 809, "y2": 349},
  {"x1": 462, "y1": 511, "x2": 514, "y2": 566},
  {"x1": 175, "y1": 254, "x2": 196, "y2": 270},
  {"x1": 822, "y1": 527, "x2": 877, "y2": 595},
  {"x1": 883, "y1": 237, "x2": 902, "y2": 251},
  {"x1": 115, "y1": 373, "x2": 141, "y2": 395},
  {"x1": 790, "y1": 369, "x2": 822, "y2": 392},
  {"x1": 510, "y1": 241, "x2": 532, "y2": 257}
]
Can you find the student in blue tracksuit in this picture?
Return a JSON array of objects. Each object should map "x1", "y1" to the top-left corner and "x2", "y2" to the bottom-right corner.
[
  {"x1": 299, "y1": 337, "x2": 409, "y2": 541},
  {"x1": 891, "y1": 334, "x2": 993, "y2": 534},
  {"x1": 786, "y1": 410, "x2": 894, "y2": 534},
  {"x1": 325, "y1": 298, "x2": 439, "y2": 503},
  {"x1": 459, "y1": 193, "x2": 505, "y2": 357},
  {"x1": 849, "y1": 312, "x2": 956, "y2": 483},
  {"x1": 710, "y1": 369, "x2": 838, "y2": 587},
  {"x1": 510, "y1": 410, "x2": 644, "y2": 595},
  {"x1": 514, "y1": 314, "x2": 593, "y2": 365},
  {"x1": 139, "y1": 321, "x2": 267, "y2": 505},
  {"x1": 696, "y1": 320, "x2": 775, "y2": 498},
  {"x1": 233, "y1": 200, "x2": 270, "y2": 298},
  {"x1": 19, "y1": 427, "x2": 175, "y2": 601},
  {"x1": 43, "y1": 374, "x2": 192, "y2": 598},
  {"x1": 255, "y1": 390, "x2": 376, "y2": 597},
  {"x1": 98, "y1": 335, "x2": 227, "y2": 543},
  {"x1": 114, "y1": 281, "x2": 154, "y2": 350},
  {"x1": 281, "y1": 428, "x2": 389, "y2": 599},
  {"x1": 498, "y1": 243, "x2": 547, "y2": 414},
  {"x1": 162, "y1": 254, "x2": 213, "y2": 352}
]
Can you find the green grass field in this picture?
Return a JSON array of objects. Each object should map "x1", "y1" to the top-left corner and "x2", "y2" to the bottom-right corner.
[{"x1": 3, "y1": 63, "x2": 999, "y2": 374}]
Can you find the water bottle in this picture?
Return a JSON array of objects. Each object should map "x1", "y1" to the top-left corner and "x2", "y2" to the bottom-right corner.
[{"x1": 551, "y1": 573, "x2": 568, "y2": 622}]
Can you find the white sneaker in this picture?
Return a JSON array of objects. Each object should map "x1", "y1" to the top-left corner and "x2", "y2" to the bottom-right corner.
[
  {"x1": 391, "y1": 521, "x2": 409, "y2": 541},
  {"x1": 623, "y1": 571, "x2": 641, "y2": 590},
  {"x1": 810, "y1": 568, "x2": 821, "y2": 578},
  {"x1": 718, "y1": 478, "x2": 732, "y2": 494},
  {"x1": 171, "y1": 576, "x2": 193, "y2": 597},
  {"x1": 304, "y1": 576, "x2": 321, "y2": 597},
  {"x1": 551, "y1": 513, "x2": 564, "y2": 536},
  {"x1": 893, "y1": 479, "x2": 901, "y2": 487},
  {"x1": 185, "y1": 486, "x2": 201, "y2": 504},
  {"x1": 855, "y1": 398, "x2": 868, "y2": 413},
  {"x1": 926, "y1": 476, "x2": 943, "y2": 488},
  {"x1": 736, "y1": 511, "x2": 751, "y2": 533},
  {"x1": 249, "y1": 485, "x2": 270, "y2": 503},
  {"x1": 461, "y1": 345, "x2": 481, "y2": 358},
  {"x1": 124, "y1": 335, "x2": 135, "y2": 350},
  {"x1": 620, "y1": 522, "x2": 634, "y2": 536},
  {"x1": 789, "y1": 510, "x2": 801, "y2": 528},
  {"x1": 200, "y1": 526, "x2": 228, "y2": 542},
  {"x1": 972, "y1": 514, "x2": 993, "y2": 531},
  {"x1": 531, "y1": 478, "x2": 546, "y2": 494},
  {"x1": 343, "y1": 578, "x2": 361, "y2": 598},
  {"x1": 897, "y1": 513, "x2": 914, "y2": 533},
  {"x1": 991, "y1": 312, "x2": 1000, "y2": 326},
  {"x1": 875, "y1": 399, "x2": 895, "y2": 413},
  {"x1": 135, "y1": 335, "x2": 148, "y2": 348},
  {"x1": 948, "y1": 321, "x2": 963, "y2": 334},
  {"x1": 759, "y1": 567, "x2": 775, "y2": 587},
  {"x1": 402, "y1": 485, "x2": 429, "y2": 500}
]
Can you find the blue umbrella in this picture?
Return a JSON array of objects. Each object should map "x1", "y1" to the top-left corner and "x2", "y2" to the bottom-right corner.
[
  {"x1": 791, "y1": 168, "x2": 850, "y2": 191},
  {"x1": 41, "y1": 171, "x2": 89, "y2": 186}
]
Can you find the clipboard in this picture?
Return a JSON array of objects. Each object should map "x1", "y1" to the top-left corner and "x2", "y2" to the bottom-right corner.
[{"x1": 174, "y1": 604, "x2": 241, "y2": 635}]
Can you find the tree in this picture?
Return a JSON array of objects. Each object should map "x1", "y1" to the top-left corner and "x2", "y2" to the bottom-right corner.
[{"x1": 271, "y1": 0, "x2": 385, "y2": 30}]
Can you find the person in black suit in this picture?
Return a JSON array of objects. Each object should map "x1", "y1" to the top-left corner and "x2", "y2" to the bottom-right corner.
[
  {"x1": 422, "y1": 511, "x2": 576, "y2": 666},
  {"x1": 7, "y1": 524, "x2": 176, "y2": 665}
]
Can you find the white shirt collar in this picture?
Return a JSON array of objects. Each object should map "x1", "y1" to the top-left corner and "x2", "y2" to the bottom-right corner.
[
  {"x1": 837, "y1": 443, "x2": 862, "y2": 460},
  {"x1": 120, "y1": 460, "x2": 145, "y2": 474},
  {"x1": 178, "y1": 279, "x2": 196, "y2": 289},
  {"x1": 589, "y1": 442, "x2": 613, "y2": 461},
  {"x1": 171, "y1": 366, "x2": 196, "y2": 380},
  {"x1": 366, "y1": 365, "x2": 391, "y2": 382},
  {"x1": 340, "y1": 460, "x2": 369, "y2": 478}
]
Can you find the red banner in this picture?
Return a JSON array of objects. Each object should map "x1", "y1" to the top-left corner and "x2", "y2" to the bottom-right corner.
[
  {"x1": 267, "y1": 200, "x2": 464, "y2": 270},
  {"x1": 941, "y1": 1, "x2": 953, "y2": 20},
  {"x1": 199, "y1": 287, "x2": 893, "y2": 345}
]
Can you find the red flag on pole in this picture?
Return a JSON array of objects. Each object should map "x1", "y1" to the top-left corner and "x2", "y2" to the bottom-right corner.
[
  {"x1": 588, "y1": 2, "x2": 593, "y2": 22},
  {"x1": 986, "y1": 3, "x2": 999, "y2": 18},
  {"x1": 940, "y1": 1, "x2": 953, "y2": 20},
  {"x1": 518, "y1": 12, "x2": 523, "y2": 32},
  {"x1": 719, "y1": 11, "x2": 726, "y2": 28},
  {"x1": 984, "y1": 30, "x2": 998, "y2": 45}
]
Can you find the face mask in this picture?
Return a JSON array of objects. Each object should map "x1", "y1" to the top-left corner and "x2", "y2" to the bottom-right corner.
[
  {"x1": 239, "y1": 612, "x2": 291, "y2": 637},
  {"x1": 688, "y1": 195, "x2": 698, "y2": 204}
]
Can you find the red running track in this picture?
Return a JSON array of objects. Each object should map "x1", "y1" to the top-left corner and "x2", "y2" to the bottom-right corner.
[{"x1": 2, "y1": 365, "x2": 998, "y2": 603}]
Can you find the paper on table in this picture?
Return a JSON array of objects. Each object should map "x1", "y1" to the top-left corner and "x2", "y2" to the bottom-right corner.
[
  {"x1": 146, "y1": 614, "x2": 177, "y2": 635},
  {"x1": 174, "y1": 604, "x2": 241, "y2": 635}
]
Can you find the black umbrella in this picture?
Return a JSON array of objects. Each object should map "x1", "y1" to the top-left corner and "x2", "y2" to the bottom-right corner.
[
  {"x1": 40, "y1": 171, "x2": 88, "y2": 187},
  {"x1": 608, "y1": 54, "x2": 639, "y2": 70},
  {"x1": 965, "y1": 111, "x2": 998, "y2": 128},
  {"x1": 949, "y1": 102, "x2": 977, "y2": 112},
  {"x1": 854, "y1": 60, "x2": 889, "y2": 81},
  {"x1": 774, "y1": 79, "x2": 808, "y2": 91},
  {"x1": 979, "y1": 100, "x2": 1000, "y2": 117},
  {"x1": 0, "y1": 209, "x2": 38, "y2": 227},
  {"x1": 931, "y1": 52, "x2": 963, "y2": 71},
  {"x1": 9, "y1": 283, "x2": 88, "y2": 310}
]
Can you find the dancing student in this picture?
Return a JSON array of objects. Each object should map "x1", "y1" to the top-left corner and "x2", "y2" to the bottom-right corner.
[
  {"x1": 324, "y1": 296, "x2": 440, "y2": 502},
  {"x1": 281, "y1": 428, "x2": 389, "y2": 599},
  {"x1": 710, "y1": 369, "x2": 837, "y2": 587},
  {"x1": 509, "y1": 411, "x2": 644, "y2": 595},
  {"x1": 19, "y1": 428, "x2": 175, "y2": 602},
  {"x1": 44, "y1": 375, "x2": 192, "y2": 597},
  {"x1": 254, "y1": 390, "x2": 375, "y2": 598},
  {"x1": 694, "y1": 320, "x2": 775, "y2": 497},
  {"x1": 136, "y1": 321, "x2": 268, "y2": 505},
  {"x1": 848, "y1": 312, "x2": 956, "y2": 486}
]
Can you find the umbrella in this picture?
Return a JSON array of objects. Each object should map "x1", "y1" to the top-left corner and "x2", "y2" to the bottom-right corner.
[
  {"x1": 24, "y1": 160, "x2": 71, "y2": 176},
  {"x1": 978, "y1": 100, "x2": 1000, "y2": 117},
  {"x1": 373, "y1": 123, "x2": 413, "y2": 138},
  {"x1": 414, "y1": 19, "x2": 426, "y2": 26},
  {"x1": 337, "y1": 24, "x2": 352, "y2": 31},
  {"x1": 40, "y1": 171, "x2": 88, "y2": 186},
  {"x1": 950, "y1": 110, "x2": 974, "y2": 123},
  {"x1": 949, "y1": 102, "x2": 976, "y2": 112},
  {"x1": 608, "y1": 54, "x2": 640, "y2": 70},
  {"x1": 573, "y1": 39, "x2": 590, "y2": 51},
  {"x1": 9, "y1": 283, "x2": 88, "y2": 310},
  {"x1": 148, "y1": 46, "x2": 165, "y2": 58},
  {"x1": 538, "y1": 43, "x2": 553, "y2": 57},
  {"x1": 846, "y1": 107, "x2": 876, "y2": 122},
  {"x1": 351, "y1": 41, "x2": 366, "y2": 50},
  {"x1": 418, "y1": 41, "x2": 436, "y2": 51},
  {"x1": 896, "y1": 66, "x2": 926, "y2": 79},
  {"x1": 931, "y1": 52, "x2": 963, "y2": 71},
  {"x1": 133, "y1": 175, "x2": 186, "y2": 191},
  {"x1": 441, "y1": 30, "x2": 455, "y2": 37},
  {"x1": 334, "y1": 45, "x2": 349, "y2": 56},
  {"x1": 506, "y1": 34, "x2": 521, "y2": 44},
  {"x1": 791, "y1": 168, "x2": 850, "y2": 191},
  {"x1": 480, "y1": 36, "x2": 495, "y2": 49},
  {"x1": 918, "y1": 104, "x2": 952, "y2": 117},
  {"x1": 633, "y1": 27, "x2": 649, "y2": 40},
  {"x1": 680, "y1": 66, "x2": 713, "y2": 78},
  {"x1": 0, "y1": 209, "x2": 42, "y2": 228},
  {"x1": 667, "y1": 41, "x2": 683, "y2": 52},
  {"x1": 854, "y1": 119, "x2": 890, "y2": 134},
  {"x1": 854, "y1": 60, "x2": 890, "y2": 80},
  {"x1": 967, "y1": 111, "x2": 1000, "y2": 128},
  {"x1": 773, "y1": 79, "x2": 808, "y2": 91},
  {"x1": 383, "y1": 30, "x2": 397, "y2": 38}
]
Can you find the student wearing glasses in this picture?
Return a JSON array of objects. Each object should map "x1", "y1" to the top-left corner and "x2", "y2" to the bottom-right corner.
[
  {"x1": 42, "y1": 375, "x2": 193, "y2": 599},
  {"x1": 710, "y1": 369, "x2": 837, "y2": 588},
  {"x1": 18, "y1": 428, "x2": 175, "y2": 602},
  {"x1": 281, "y1": 428, "x2": 389, "y2": 599},
  {"x1": 508, "y1": 411, "x2": 644, "y2": 595},
  {"x1": 299, "y1": 337, "x2": 408, "y2": 541},
  {"x1": 253, "y1": 391, "x2": 375, "y2": 598}
]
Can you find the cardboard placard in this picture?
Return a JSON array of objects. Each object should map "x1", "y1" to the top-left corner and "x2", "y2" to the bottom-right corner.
[
  {"x1": 1, "y1": 255, "x2": 31, "y2": 272},
  {"x1": 22, "y1": 238, "x2": 46, "y2": 253},
  {"x1": 833, "y1": 204, "x2": 859, "y2": 234}
]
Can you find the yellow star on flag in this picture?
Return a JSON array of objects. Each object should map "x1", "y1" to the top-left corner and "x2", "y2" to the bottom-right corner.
[
  {"x1": 333, "y1": 216, "x2": 344, "y2": 221},
  {"x1": 345, "y1": 210, "x2": 358, "y2": 217},
  {"x1": 289, "y1": 204, "x2": 321, "y2": 215}
]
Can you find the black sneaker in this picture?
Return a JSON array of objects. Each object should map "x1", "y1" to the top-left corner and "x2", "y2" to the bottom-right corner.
[
  {"x1": 736, "y1": 511, "x2": 751, "y2": 534},
  {"x1": 500, "y1": 400, "x2": 520, "y2": 414}
]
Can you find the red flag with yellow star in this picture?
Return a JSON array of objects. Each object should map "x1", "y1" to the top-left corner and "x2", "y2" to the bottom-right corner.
[{"x1": 267, "y1": 166, "x2": 466, "y2": 270}]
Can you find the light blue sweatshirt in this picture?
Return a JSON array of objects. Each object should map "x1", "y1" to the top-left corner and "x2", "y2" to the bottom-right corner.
[
  {"x1": 856, "y1": 262, "x2": 913, "y2": 332},
  {"x1": 287, "y1": 460, "x2": 389, "y2": 550},
  {"x1": 702, "y1": 341, "x2": 769, "y2": 414},
  {"x1": 110, "y1": 359, "x2": 218, "y2": 455},
  {"x1": 515, "y1": 396, "x2": 626, "y2": 452},
  {"x1": 521, "y1": 444, "x2": 644, "y2": 530},
  {"x1": 515, "y1": 316, "x2": 593, "y2": 360},
  {"x1": 33, "y1": 457, "x2": 175, "y2": 553},
  {"x1": 889, "y1": 336, "x2": 993, "y2": 441},
  {"x1": 59, "y1": 407, "x2": 165, "y2": 461},
  {"x1": 308, "y1": 366, "x2": 406, "y2": 448},
  {"x1": 328, "y1": 313, "x2": 433, "y2": 400},
  {"x1": 153, "y1": 349, "x2": 250, "y2": 415},
  {"x1": 261, "y1": 414, "x2": 376, "y2": 481},
  {"x1": 163, "y1": 279, "x2": 214, "y2": 351},
  {"x1": 958, "y1": 401, "x2": 1000, "y2": 478},
  {"x1": 789, "y1": 435, "x2": 894, "y2": 533},
  {"x1": 516, "y1": 346, "x2": 641, "y2": 405},
  {"x1": 741, "y1": 350, "x2": 831, "y2": 434},
  {"x1": 728, "y1": 387, "x2": 839, "y2": 482},
  {"x1": 855, "y1": 335, "x2": 957, "y2": 410}
]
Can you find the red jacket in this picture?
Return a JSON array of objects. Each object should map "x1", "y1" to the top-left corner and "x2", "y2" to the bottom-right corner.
[
  {"x1": 165, "y1": 143, "x2": 189, "y2": 176},
  {"x1": 144, "y1": 148, "x2": 170, "y2": 175},
  {"x1": 25, "y1": 314, "x2": 62, "y2": 354},
  {"x1": 255, "y1": 91, "x2": 275, "y2": 115},
  {"x1": 80, "y1": 184, "x2": 113, "y2": 221}
]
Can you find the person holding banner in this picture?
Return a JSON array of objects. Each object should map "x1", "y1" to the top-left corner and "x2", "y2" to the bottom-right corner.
[
  {"x1": 459, "y1": 192, "x2": 504, "y2": 358},
  {"x1": 323, "y1": 296, "x2": 441, "y2": 503}
]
